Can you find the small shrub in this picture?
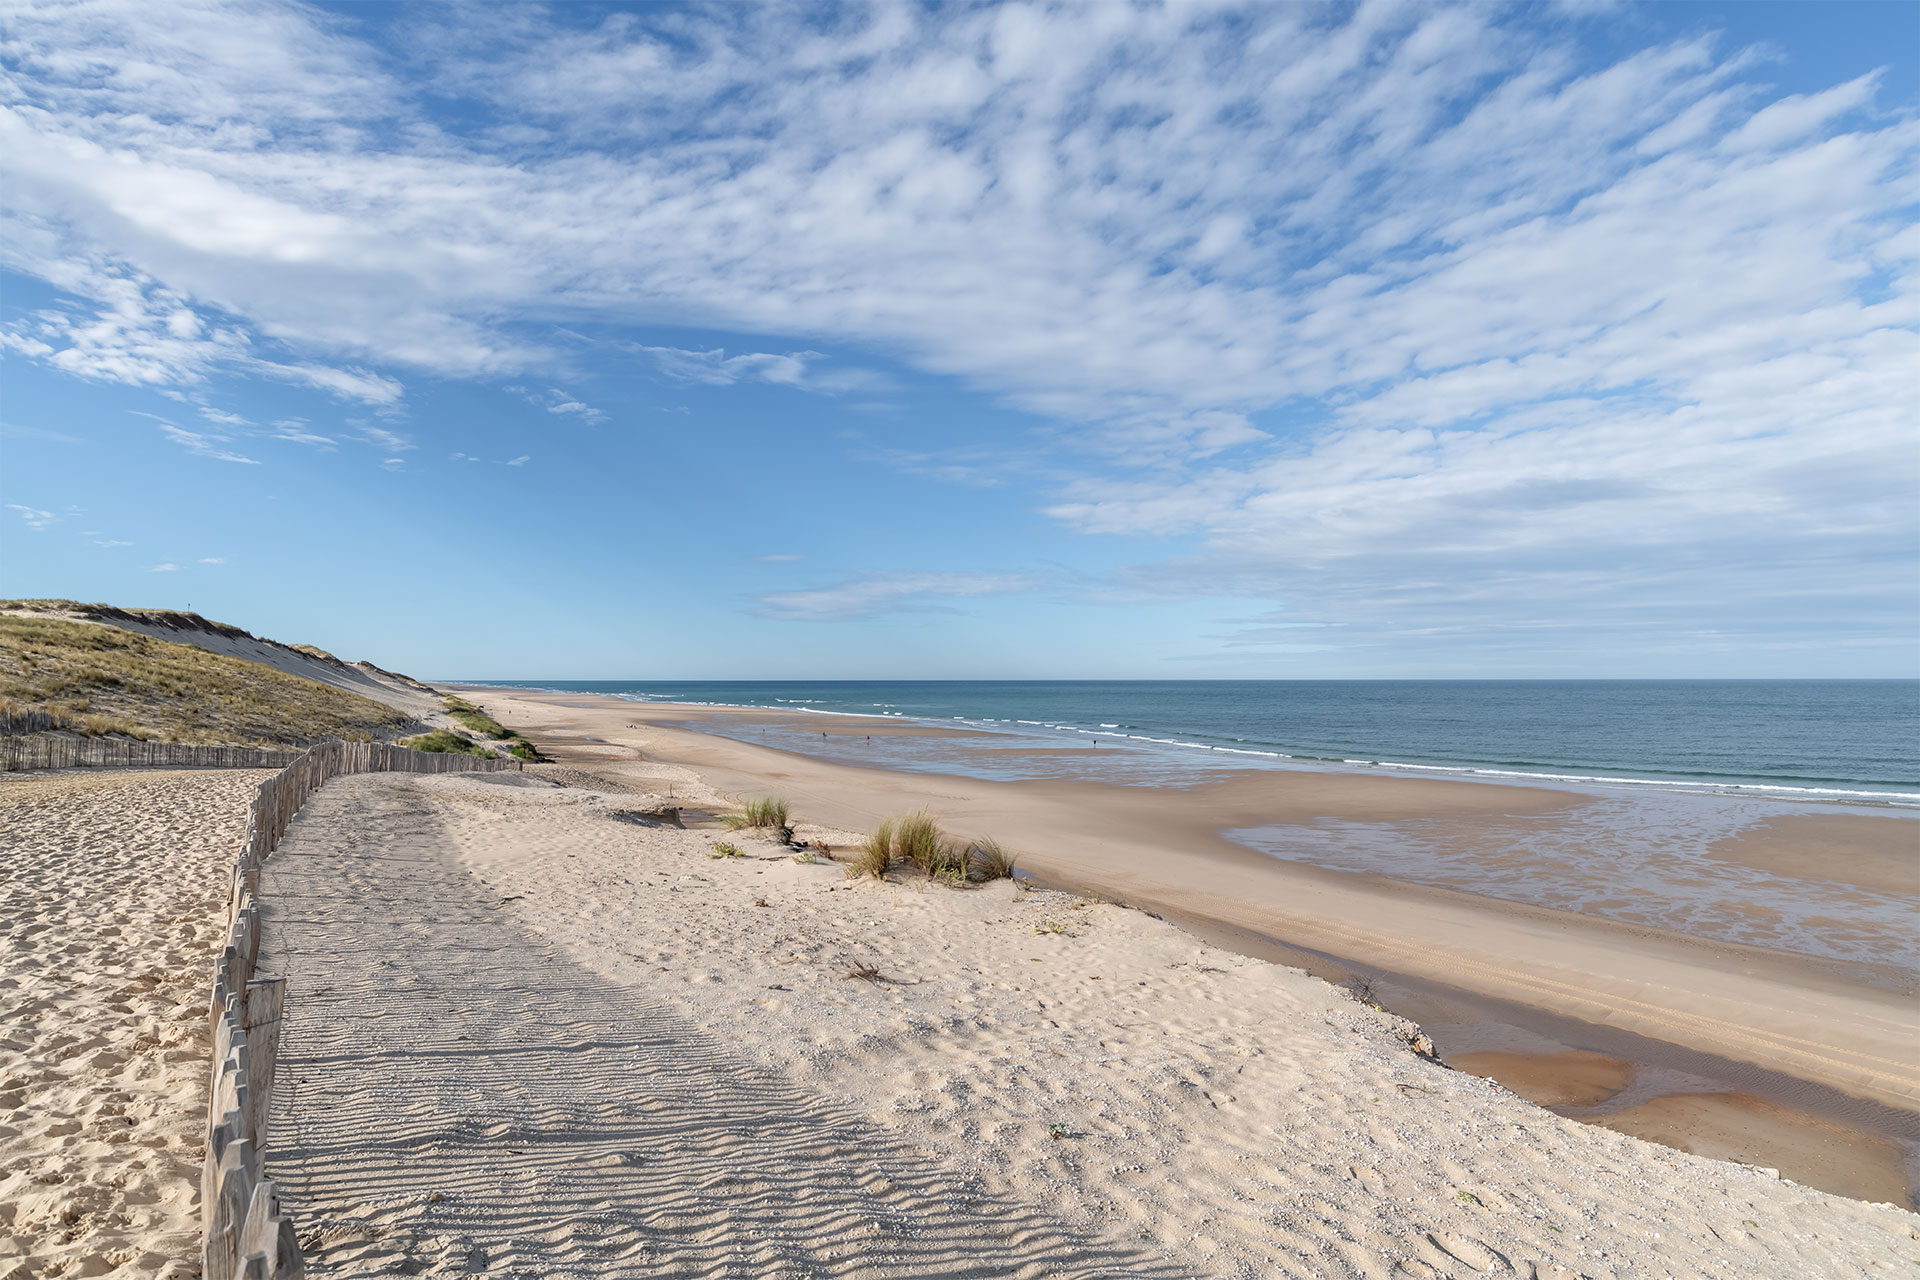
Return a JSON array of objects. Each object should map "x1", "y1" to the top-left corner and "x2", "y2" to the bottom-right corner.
[{"x1": 708, "y1": 842, "x2": 744, "y2": 858}]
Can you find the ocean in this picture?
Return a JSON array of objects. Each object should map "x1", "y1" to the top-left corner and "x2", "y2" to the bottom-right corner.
[{"x1": 462, "y1": 679, "x2": 1920, "y2": 806}]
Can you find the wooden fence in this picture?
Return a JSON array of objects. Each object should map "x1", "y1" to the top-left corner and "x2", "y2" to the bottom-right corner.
[
  {"x1": 0, "y1": 706, "x2": 70, "y2": 735},
  {"x1": 202, "y1": 739, "x2": 521, "y2": 1280},
  {"x1": 0, "y1": 734, "x2": 309, "y2": 772}
]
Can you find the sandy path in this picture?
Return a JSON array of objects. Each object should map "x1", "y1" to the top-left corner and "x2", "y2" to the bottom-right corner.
[
  {"x1": 260, "y1": 770, "x2": 1916, "y2": 1279},
  {"x1": 0, "y1": 768, "x2": 270, "y2": 1280},
  {"x1": 259, "y1": 773, "x2": 1185, "y2": 1277}
]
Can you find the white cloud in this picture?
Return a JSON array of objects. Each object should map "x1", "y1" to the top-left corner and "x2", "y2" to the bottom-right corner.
[
  {"x1": 198, "y1": 556, "x2": 225, "y2": 563},
  {"x1": 266, "y1": 420, "x2": 336, "y2": 448},
  {"x1": 630, "y1": 345, "x2": 886, "y2": 396},
  {"x1": 149, "y1": 562, "x2": 177, "y2": 572},
  {"x1": 354, "y1": 424, "x2": 414, "y2": 452},
  {"x1": 7, "y1": 504, "x2": 57, "y2": 530},
  {"x1": 757, "y1": 571, "x2": 1043, "y2": 621},
  {"x1": 254, "y1": 360, "x2": 405, "y2": 407},
  {"x1": 143, "y1": 416, "x2": 259, "y2": 464},
  {"x1": 3, "y1": 4, "x2": 1902, "y2": 425},
  {"x1": 379, "y1": 457, "x2": 405, "y2": 471},
  {"x1": 0, "y1": 2, "x2": 1912, "y2": 656},
  {"x1": 505, "y1": 385, "x2": 606, "y2": 423},
  {"x1": 503, "y1": 454, "x2": 529, "y2": 467},
  {"x1": 94, "y1": 538, "x2": 133, "y2": 547}
]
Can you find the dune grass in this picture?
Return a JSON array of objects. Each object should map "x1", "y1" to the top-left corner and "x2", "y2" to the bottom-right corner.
[
  {"x1": 401, "y1": 730, "x2": 497, "y2": 757},
  {"x1": 853, "y1": 811, "x2": 1016, "y2": 884},
  {"x1": 442, "y1": 696, "x2": 519, "y2": 740},
  {"x1": 743, "y1": 795, "x2": 790, "y2": 827},
  {"x1": 969, "y1": 836, "x2": 1017, "y2": 881},
  {"x1": 892, "y1": 810, "x2": 943, "y2": 871},
  {"x1": 724, "y1": 795, "x2": 791, "y2": 830},
  {"x1": 0, "y1": 614, "x2": 410, "y2": 746},
  {"x1": 855, "y1": 818, "x2": 896, "y2": 878}
]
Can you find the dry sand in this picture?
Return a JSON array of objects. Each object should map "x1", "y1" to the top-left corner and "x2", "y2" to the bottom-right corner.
[
  {"x1": 0, "y1": 768, "x2": 270, "y2": 1280},
  {"x1": 464, "y1": 690, "x2": 1920, "y2": 1116},
  {"x1": 256, "y1": 768, "x2": 1917, "y2": 1278}
]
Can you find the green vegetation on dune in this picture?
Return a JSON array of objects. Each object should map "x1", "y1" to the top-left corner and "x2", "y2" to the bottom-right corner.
[
  {"x1": 440, "y1": 694, "x2": 550, "y2": 761},
  {"x1": 0, "y1": 615, "x2": 411, "y2": 747},
  {"x1": 442, "y1": 695, "x2": 518, "y2": 739},
  {"x1": 402, "y1": 729, "x2": 498, "y2": 757},
  {"x1": 723, "y1": 795, "x2": 791, "y2": 830},
  {"x1": 856, "y1": 811, "x2": 1018, "y2": 884}
]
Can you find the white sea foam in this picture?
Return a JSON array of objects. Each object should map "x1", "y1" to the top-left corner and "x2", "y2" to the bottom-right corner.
[{"x1": 461, "y1": 682, "x2": 1920, "y2": 808}]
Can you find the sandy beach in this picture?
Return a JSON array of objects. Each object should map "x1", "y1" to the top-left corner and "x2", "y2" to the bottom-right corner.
[
  {"x1": 461, "y1": 688, "x2": 1920, "y2": 1204},
  {"x1": 250, "y1": 763, "x2": 1917, "y2": 1277},
  {"x1": 0, "y1": 768, "x2": 270, "y2": 1280}
]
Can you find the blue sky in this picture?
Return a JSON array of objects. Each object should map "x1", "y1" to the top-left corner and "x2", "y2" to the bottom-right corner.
[{"x1": 1, "y1": 0, "x2": 1915, "y2": 679}]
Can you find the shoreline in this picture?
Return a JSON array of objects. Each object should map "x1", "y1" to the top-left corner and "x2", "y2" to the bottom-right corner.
[
  {"x1": 458, "y1": 684, "x2": 1920, "y2": 1209},
  {"x1": 456, "y1": 679, "x2": 1920, "y2": 809}
]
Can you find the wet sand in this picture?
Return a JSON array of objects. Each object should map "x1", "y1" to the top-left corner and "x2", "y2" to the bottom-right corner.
[
  {"x1": 457, "y1": 687, "x2": 1920, "y2": 1207},
  {"x1": 1708, "y1": 813, "x2": 1919, "y2": 897}
]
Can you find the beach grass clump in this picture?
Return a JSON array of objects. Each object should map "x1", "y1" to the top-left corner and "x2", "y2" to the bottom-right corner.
[
  {"x1": 855, "y1": 810, "x2": 1012, "y2": 885},
  {"x1": 854, "y1": 812, "x2": 1019, "y2": 885},
  {"x1": 893, "y1": 810, "x2": 945, "y2": 872},
  {"x1": 855, "y1": 818, "x2": 896, "y2": 878},
  {"x1": 742, "y1": 796, "x2": 790, "y2": 828},
  {"x1": 967, "y1": 836, "x2": 1016, "y2": 881},
  {"x1": 402, "y1": 730, "x2": 495, "y2": 757}
]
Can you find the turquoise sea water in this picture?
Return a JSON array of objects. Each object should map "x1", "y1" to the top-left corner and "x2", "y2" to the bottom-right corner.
[
  {"x1": 465, "y1": 678, "x2": 1919, "y2": 969},
  {"x1": 463, "y1": 680, "x2": 1920, "y2": 805}
]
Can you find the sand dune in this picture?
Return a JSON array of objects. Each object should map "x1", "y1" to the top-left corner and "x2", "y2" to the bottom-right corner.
[
  {"x1": 0, "y1": 768, "x2": 270, "y2": 1280},
  {"x1": 2, "y1": 602, "x2": 446, "y2": 724},
  {"x1": 257, "y1": 769, "x2": 1917, "y2": 1278}
]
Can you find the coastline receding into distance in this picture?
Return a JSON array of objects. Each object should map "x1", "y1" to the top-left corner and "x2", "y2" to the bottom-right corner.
[
  {"x1": 458, "y1": 678, "x2": 1920, "y2": 807},
  {"x1": 453, "y1": 683, "x2": 1920, "y2": 1213}
]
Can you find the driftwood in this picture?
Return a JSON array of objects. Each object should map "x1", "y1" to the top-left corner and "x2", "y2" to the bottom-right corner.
[{"x1": 198, "y1": 740, "x2": 519, "y2": 1278}]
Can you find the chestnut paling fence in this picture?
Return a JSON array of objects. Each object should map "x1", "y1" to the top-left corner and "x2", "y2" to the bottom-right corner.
[
  {"x1": 0, "y1": 734, "x2": 309, "y2": 771},
  {"x1": 201, "y1": 739, "x2": 521, "y2": 1280}
]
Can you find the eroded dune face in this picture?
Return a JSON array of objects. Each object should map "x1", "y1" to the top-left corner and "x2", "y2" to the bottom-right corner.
[{"x1": 0, "y1": 768, "x2": 267, "y2": 1280}]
